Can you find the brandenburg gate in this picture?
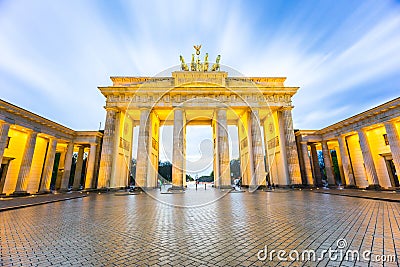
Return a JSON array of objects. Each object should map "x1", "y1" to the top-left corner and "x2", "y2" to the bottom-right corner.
[{"x1": 97, "y1": 47, "x2": 302, "y2": 190}]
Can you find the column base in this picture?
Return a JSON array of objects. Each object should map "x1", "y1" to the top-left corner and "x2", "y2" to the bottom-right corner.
[
  {"x1": 366, "y1": 184, "x2": 381, "y2": 190},
  {"x1": 168, "y1": 186, "x2": 185, "y2": 193},
  {"x1": 216, "y1": 185, "x2": 233, "y2": 190},
  {"x1": 37, "y1": 190, "x2": 51, "y2": 194},
  {"x1": 11, "y1": 191, "x2": 30, "y2": 197}
]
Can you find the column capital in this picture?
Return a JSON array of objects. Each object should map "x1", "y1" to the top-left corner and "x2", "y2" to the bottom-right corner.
[
  {"x1": 279, "y1": 106, "x2": 294, "y2": 111},
  {"x1": 104, "y1": 107, "x2": 120, "y2": 114},
  {"x1": 300, "y1": 141, "x2": 309, "y2": 145}
]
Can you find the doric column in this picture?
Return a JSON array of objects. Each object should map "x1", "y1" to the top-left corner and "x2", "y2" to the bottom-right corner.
[
  {"x1": 321, "y1": 140, "x2": 335, "y2": 185},
  {"x1": 262, "y1": 119, "x2": 271, "y2": 185},
  {"x1": 84, "y1": 143, "x2": 97, "y2": 189},
  {"x1": 72, "y1": 146, "x2": 84, "y2": 190},
  {"x1": 135, "y1": 108, "x2": 151, "y2": 188},
  {"x1": 216, "y1": 108, "x2": 231, "y2": 189},
  {"x1": 357, "y1": 129, "x2": 380, "y2": 187},
  {"x1": 385, "y1": 121, "x2": 400, "y2": 180},
  {"x1": 97, "y1": 108, "x2": 118, "y2": 188},
  {"x1": 60, "y1": 142, "x2": 74, "y2": 190},
  {"x1": 172, "y1": 107, "x2": 185, "y2": 190},
  {"x1": 39, "y1": 138, "x2": 58, "y2": 193},
  {"x1": 14, "y1": 130, "x2": 38, "y2": 194},
  {"x1": 0, "y1": 122, "x2": 11, "y2": 165},
  {"x1": 250, "y1": 109, "x2": 266, "y2": 188},
  {"x1": 300, "y1": 142, "x2": 314, "y2": 186},
  {"x1": 310, "y1": 143, "x2": 323, "y2": 186},
  {"x1": 337, "y1": 135, "x2": 355, "y2": 186},
  {"x1": 279, "y1": 107, "x2": 302, "y2": 185}
]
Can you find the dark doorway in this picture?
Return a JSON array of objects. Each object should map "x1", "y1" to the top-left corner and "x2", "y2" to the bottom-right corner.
[
  {"x1": 385, "y1": 158, "x2": 399, "y2": 188},
  {"x1": 0, "y1": 160, "x2": 11, "y2": 194}
]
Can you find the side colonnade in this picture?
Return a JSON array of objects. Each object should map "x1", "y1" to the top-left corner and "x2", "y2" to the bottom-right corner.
[
  {"x1": 0, "y1": 100, "x2": 103, "y2": 196},
  {"x1": 295, "y1": 98, "x2": 400, "y2": 189}
]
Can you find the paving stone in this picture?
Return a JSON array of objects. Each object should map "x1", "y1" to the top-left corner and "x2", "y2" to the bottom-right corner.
[{"x1": 0, "y1": 190, "x2": 399, "y2": 266}]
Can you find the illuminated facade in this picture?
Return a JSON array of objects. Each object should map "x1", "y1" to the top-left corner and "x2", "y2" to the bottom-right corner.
[
  {"x1": 0, "y1": 99, "x2": 102, "y2": 196},
  {"x1": 97, "y1": 71, "x2": 302, "y2": 190},
  {"x1": 0, "y1": 72, "x2": 399, "y2": 195},
  {"x1": 295, "y1": 97, "x2": 400, "y2": 189}
]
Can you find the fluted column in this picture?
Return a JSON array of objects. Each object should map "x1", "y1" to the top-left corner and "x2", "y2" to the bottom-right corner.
[
  {"x1": 14, "y1": 130, "x2": 38, "y2": 194},
  {"x1": 321, "y1": 140, "x2": 335, "y2": 185},
  {"x1": 97, "y1": 108, "x2": 118, "y2": 188},
  {"x1": 172, "y1": 108, "x2": 185, "y2": 190},
  {"x1": 385, "y1": 121, "x2": 400, "y2": 181},
  {"x1": 300, "y1": 142, "x2": 314, "y2": 186},
  {"x1": 358, "y1": 129, "x2": 380, "y2": 187},
  {"x1": 337, "y1": 135, "x2": 355, "y2": 186},
  {"x1": 84, "y1": 143, "x2": 97, "y2": 189},
  {"x1": 72, "y1": 146, "x2": 84, "y2": 190},
  {"x1": 0, "y1": 122, "x2": 11, "y2": 165},
  {"x1": 216, "y1": 108, "x2": 231, "y2": 189},
  {"x1": 279, "y1": 108, "x2": 302, "y2": 185},
  {"x1": 39, "y1": 138, "x2": 58, "y2": 193},
  {"x1": 135, "y1": 108, "x2": 151, "y2": 188},
  {"x1": 310, "y1": 143, "x2": 323, "y2": 186},
  {"x1": 250, "y1": 109, "x2": 266, "y2": 188},
  {"x1": 60, "y1": 142, "x2": 74, "y2": 190}
]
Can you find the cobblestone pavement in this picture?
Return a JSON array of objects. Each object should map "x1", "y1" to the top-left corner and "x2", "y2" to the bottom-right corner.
[
  {"x1": 1, "y1": 188, "x2": 399, "y2": 266},
  {"x1": 311, "y1": 188, "x2": 400, "y2": 202},
  {"x1": 0, "y1": 192, "x2": 87, "y2": 211}
]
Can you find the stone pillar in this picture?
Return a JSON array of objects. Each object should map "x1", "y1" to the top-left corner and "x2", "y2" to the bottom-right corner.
[
  {"x1": 172, "y1": 108, "x2": 185, "y2": 190},
  {"x1": 321, "y1": 140, "x2": 335, "y2": 185},
  {"x1": 337, "y1": 135, "x2": 355, "y2": 186},
  {"x1": 280, "y1": 108, "x2": 302, "y2": 185},
  {"x1": 0, "y1": 122, "x2": 11, "y2": 165},
  {"x1": 262, "y1": 119, "x2": 271, "y2": 185},
  {"x1": 39, "y1": 138, "x2": 58, "y2": 193},
  {"x1": 13, "y1": 131, "x2": 38, "y2": 195},
  {"x1": 216, "y1": 108, "x2": 231, "y2": 189},
  {"x1": 60, "y1": 142, "x2": 74, "y2": 190},
  {"x1": 385, "y1": 121, "x2": 400, "y2": 181},
  {"x1": 310, "y1": 143, "x2": 323, "y2": 186},
  {"x1": 357, "y1": 129, "x2": 380, "y2": 187},
  {"x1": 135, "y1": 108, "x2": 151, "y2": 188},
  {"x1": 97, "y1": 108, "x2": 118, "y2": 188},
  {"x1": 250, "y1": 109, "x2": 266, "y2": 188},
  {"x1": 72, "y1": 146, "x2": 84, "y2": 190},
  {"x1": 300, "y1": 142, "x2": 314, "y2": 186},
  {"x1": 84, "y1": 143, "x2": 97, "y2": 189},
  {"x1": 334, "y1": 145, "x2": 346, "y2": 186}
]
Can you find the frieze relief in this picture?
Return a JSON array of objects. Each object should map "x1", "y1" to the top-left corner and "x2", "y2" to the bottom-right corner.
[{"x1": 106, "y1": 93, "x2": 292, "y2": 107}]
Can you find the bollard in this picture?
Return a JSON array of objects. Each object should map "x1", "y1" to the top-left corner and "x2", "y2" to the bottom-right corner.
[
  {"x1": 205, "y1": 183, "x2": 206, "y2": 190},
  {"x1": 196, "y1": 183, "x2": 197, "y2": 190}
]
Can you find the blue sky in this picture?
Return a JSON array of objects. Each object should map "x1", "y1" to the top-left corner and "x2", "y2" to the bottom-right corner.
[{"x1": 1, "y1": 0, "x2": 400, "y2": 174}]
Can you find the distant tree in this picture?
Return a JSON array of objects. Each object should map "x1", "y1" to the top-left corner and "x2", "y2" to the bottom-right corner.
[
  {"x1": 186, "y1": 174, "x2": 194, "y2": 182},
  {"x1": 230, "y1": 159, "x2": 241, "y2": 178},
  {"x1": 198, "y1": 175, "x2": 213, "y2": 182},
  {"x1": 317, "y1": 150, "x2": 326, "y2": 179},
  {"x1": 210, "y1": 170, "x2": 214, "y2": 179},
  {"x1": 158, "y1": 161, "x2": 172, "y2": 181}
]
